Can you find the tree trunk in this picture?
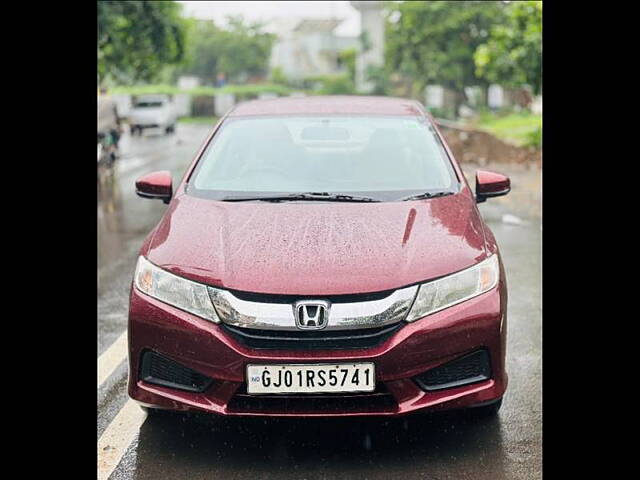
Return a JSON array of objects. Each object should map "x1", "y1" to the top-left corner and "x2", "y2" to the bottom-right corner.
[
  {"x1": 480, "y1": 84, "x2": 489, "y2": 108},
  {"x1": 452, "y1": 90, "x2": 466, "y2": 120}
]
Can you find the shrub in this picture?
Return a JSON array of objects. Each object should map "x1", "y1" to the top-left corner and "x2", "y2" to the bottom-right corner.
[
  {"x1": 525, "y1": 125, "x2": 542, "y2": 148},
  {"x1": 425, "y1": 107, "x2": 448, "y2": 119},
  {"x1": 270, "y1": 67, "x2": 289, "y2": 86},
  {"x1": 111, "y1": 84, "x2": 181, "y2": 95},
  {"x1": 111, "y1": 83, "x2": 292, "y2": 99},
  {"x1": 365, "y1": 65, "x2": 390, "y2": 96},
  {"x1": 303, "y1": 74, "x2": 355, "y2": 95}
]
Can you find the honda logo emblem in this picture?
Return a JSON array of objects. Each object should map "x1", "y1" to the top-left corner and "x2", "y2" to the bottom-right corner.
[{"x1": 293, "y1": 300, "x2": 330, "y2": 330}]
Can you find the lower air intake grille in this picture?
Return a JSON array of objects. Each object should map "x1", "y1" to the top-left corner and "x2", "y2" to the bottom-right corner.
[
  {"x1": 140, "y1": 351, "x2": 213, "y2": 393},
  {"x1": 414, "y1": 349, "x2": 492, "y2": 392},
  {"x1": 228, "y1": 383, "x2": 397, "y2": 414},
  {"x1": 221, "y1": 323, "x2": 403, "y2": 350}
]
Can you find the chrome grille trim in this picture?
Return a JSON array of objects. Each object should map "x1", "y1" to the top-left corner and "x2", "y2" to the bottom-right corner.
[{"x1": 207, "y1": 285, "x2": 418, "y2": 331}]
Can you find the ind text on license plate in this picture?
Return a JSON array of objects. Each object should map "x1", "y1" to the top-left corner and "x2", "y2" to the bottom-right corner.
[{"x1": 246, "y1": 363, "x2": 375, "y2": 394}]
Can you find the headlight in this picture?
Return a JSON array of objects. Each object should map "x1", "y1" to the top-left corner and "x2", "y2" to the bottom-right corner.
[
  {"x1": 405, "y1": 254, "x2": 499, "y2": 322},
  {"x1": 134, "y1": 256, "x2": 220, "y2": 323}
]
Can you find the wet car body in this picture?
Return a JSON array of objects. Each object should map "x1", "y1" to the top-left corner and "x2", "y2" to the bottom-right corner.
[{"x1": 128, "y1": 96, "x2": 509, "y2": 417}]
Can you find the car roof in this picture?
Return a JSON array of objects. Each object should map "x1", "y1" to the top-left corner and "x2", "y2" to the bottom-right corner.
[{"x1": 228, "y1": 95, "x2": 427, "y2": 117}]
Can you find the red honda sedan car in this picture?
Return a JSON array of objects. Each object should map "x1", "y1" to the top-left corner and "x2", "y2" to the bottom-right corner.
[{"x1": 129, "y1": 96, "x2": 510, "y2": 418}]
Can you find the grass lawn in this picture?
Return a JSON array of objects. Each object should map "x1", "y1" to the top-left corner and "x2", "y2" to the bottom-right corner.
[
  {"x1": 178, "y1": 116, "x2": 219, "y2": 125},
  {"x1": 466, "y1": 111, "x2": 541, "y2": 147}
]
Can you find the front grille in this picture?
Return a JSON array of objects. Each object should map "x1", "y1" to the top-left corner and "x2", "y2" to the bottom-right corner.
[
  {"x1": 414, "y1": 349, "x2": 492, "y2": 392},
  {"x1": 221, "y1": 323, "x2": 403, "y2": 350},
  {"x1": 228, "y1": 383, "x2": 396, "y2": 414},
  {"x1": 140, "y1": 350, "x2": 213, "y2": 393}
]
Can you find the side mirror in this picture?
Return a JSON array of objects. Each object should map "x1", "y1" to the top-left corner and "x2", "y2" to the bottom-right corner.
[
  {"x1": 135, "y1": 171, "x2": 173, "y2": 204},
  {"x1": 475, "y1": 170, "x2": 510, "y2": 203}
]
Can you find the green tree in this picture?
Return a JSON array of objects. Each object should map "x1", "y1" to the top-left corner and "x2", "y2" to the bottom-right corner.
[
  {"x1": 366, "y1": 65, "x2": 391, "y2": 96},
  {"x1": 386, "y1": 1, "x2": 506, "y2": 110},
  {"x1": 179, "y1": 16, "x2": 275, "y2": 84},
  {"x1": 338, "y1": 47, "x2": 357, "y2": 86},
  {"x1": 474, "y1": 1, "x2": 542, "y2": 95},
  {"x1": 97, "y1": 1, "x2": 186, "y2": 84}
]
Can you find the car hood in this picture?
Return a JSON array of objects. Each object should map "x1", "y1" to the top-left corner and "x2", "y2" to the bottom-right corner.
[{"x1": 145, "y1": 191, "x2": 488, "y2": 295}]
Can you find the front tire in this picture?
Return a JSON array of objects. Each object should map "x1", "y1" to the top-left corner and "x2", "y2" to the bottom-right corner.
[{"x1": 140, "y1": 405, "x2": 174, "y2": 418}]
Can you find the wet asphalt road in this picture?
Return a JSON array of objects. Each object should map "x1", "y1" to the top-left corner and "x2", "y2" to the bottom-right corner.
[{"x1": 98, "y1": 124, "x2": 541, "y2": 479}]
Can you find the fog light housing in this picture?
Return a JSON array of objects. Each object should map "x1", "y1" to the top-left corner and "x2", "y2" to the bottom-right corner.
[
  {"x1": 414, "y1": 349, "x2": 491, "y2": 392},
  {"x1": 140, "y1": 351, "x2": 213, "y2": 393}
]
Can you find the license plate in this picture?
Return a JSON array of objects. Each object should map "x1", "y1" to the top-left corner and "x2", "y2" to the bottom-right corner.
[{"x1": 246, "y1": 363, "x2": 375, "y2": 394}]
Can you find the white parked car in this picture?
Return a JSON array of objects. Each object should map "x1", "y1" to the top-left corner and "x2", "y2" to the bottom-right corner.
[{"x1": 129, "y1": 94, "x2": 177, "y2": 135}]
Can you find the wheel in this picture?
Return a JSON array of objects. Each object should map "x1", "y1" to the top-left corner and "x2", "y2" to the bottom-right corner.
[
  {"x1": 165, "y1": 124, "x2": 175, "y2": 134},
  {"x1": 465, "y1": 398, "x2": 502, "y2": 418},
  {"x1": 140, "y1": 405, "x2": 174, "y2": 418}
]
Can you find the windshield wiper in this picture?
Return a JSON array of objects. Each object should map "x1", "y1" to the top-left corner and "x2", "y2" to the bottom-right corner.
[
  {"x1": 400, "y1": 190, "x2": 455, "y2": 201},
  {"x1": 222, "y1": 192, "x2": 381, "y2": 203}
]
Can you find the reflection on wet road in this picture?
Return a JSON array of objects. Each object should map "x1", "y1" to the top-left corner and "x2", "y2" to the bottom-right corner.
[
  {"x1": 98, "y1": 125, "x2": 541, "y2": 479},
  {"x1": 130, "y1": 411, "x2": 508, "y2": 480}
]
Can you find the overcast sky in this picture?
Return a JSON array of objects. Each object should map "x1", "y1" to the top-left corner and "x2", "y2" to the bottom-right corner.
[{"x1": 178, "y1": 1, "x2": 361, "y2": 36}]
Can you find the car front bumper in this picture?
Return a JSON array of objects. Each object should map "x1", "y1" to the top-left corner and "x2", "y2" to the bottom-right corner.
[{"x1": 127, "y1": 281, "x2": 507, "y2": 417}]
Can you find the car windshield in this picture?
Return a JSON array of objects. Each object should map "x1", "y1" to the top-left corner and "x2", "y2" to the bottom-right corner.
[
  {"x1": 189, "y1": 115, "x2": 458, "y2": 200},
  {"x1": 135, "y1": 101, "x2": 163, "y2": 108}
]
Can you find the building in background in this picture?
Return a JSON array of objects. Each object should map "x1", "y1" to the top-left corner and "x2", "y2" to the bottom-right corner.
[
  {"x1": 351, "y1": 1, "x2": 384, "y2": 93},
  {"x1": 269, "y1": 17, "x2": 358, "y2": 81}
]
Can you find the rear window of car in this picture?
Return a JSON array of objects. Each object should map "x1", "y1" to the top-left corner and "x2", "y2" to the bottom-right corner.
[{"x1": 188, "y1": 115, "x2": 458, "y2": 201}]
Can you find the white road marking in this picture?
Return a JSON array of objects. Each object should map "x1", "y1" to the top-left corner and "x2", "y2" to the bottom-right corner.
[
  {"x1": 501, "y1": 213, "x2": 526, "y2": 225},
  {"x1": 98, "y1": 331, "x2": 128, "y2": 388},
  {"x1": 97, "y1": 333, "x2": 140, "y2": 478},
  {"x1": 97, "y1": 400, "x2": 147, "y2": 480}
]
